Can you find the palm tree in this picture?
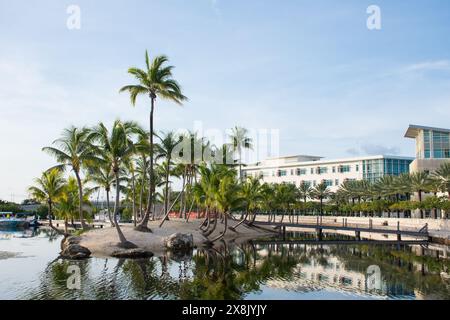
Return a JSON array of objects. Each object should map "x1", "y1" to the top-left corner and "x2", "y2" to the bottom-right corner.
[
  {"x1": 156, "y1": 131, "x2": 181, "y2": 223},
  {"x1": 28, "y1": 168, "x2": 65, "y2": 234},
  {"x1": 120, "y1": 51, "x2": 187, "y2": 231},
  {"x1": 409, "y1": 171, "x2": 432, "y2": 219},
  {"x1": 229, "y1": 126, "x2": 253, "y2": 182},
  {"x1": 433, "y1": 162, "x2": 450, "y2": 199},
  {"x1": 231, "y1": 176, "x2": 263, "y2": 229},
  {"x1": 55, "y1": 177, "x2": 93, "y2": 234},
  {"x1": 311, "y1": 182, "x2": 333, "y2": 217},
  {"x1": 43, "y1": 126, "x2": 97, "y2": 229},
  {"x1": 134, "y1": 130, "x2": 151, "y2": 220},
  {"x1": 86, "y1": 163, "x2": 115, "y2": 227},
  {"x1": 89, "y1": 120, "x2": 142, "y2": 248},
  {"x1": 210, "y1": 175, "x2": 242, "y2": 242},
  {"x1": 298, "y1": 182, "x2": 312, "y2": 216}
]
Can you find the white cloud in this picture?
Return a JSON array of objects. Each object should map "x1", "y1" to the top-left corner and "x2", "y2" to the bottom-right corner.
[{"x1": 403, "y1": 60, "x2": 450, "y2": 73}]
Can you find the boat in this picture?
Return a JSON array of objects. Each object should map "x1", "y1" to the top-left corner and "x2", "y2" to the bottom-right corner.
[{"x1": 0, "y1": 212, "x2": 30, "y2": 230}]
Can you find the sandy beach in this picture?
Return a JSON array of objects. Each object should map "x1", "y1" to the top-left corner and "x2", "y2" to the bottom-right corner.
[{"x1": 78, "y1": 219, "x2": 275, "y2": 257}]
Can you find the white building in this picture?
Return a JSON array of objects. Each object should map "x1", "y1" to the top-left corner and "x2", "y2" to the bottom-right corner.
[{"x1": 243, "y1": 154, "x2": 414, "y2": 192}]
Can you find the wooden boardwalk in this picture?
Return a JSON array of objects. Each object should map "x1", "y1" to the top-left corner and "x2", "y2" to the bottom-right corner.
[{"x1": 253, "y1": 217, "x2": 429, "y2": 241}]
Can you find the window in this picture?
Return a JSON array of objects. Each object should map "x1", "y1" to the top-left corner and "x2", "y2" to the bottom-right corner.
[
  {"x1": 338, "y1": 165, "x2": 351, "y2": 173},
  {"x1": 323, "y1": 179, "x2": 333, "y2": 187},
  {"x1": 432, "y1": 130, "x2": 450, "y2": 159},
  {"x1": 332, "y1": 166, "x2": 336, "y2": 173},
  {"x1": 277, "y1": 170, "x2": 287, "y2": 177},
  {"x1": 355, "y1": 165, "x2": 359, "y2": 172},
  {"x1": 296, "y1": 168, "x2": 307, "y2": 176},
  {"x1": 335, "y1": 179, "x2": 339, "y2": 186},
  {"x1": 301, "y1": 180, "x2": 312, "y2": 187},
  {"x1": 310, "y1": 168, "x2": 314, "y2": 174},
  {"x1": 316, "y1": 167, "x2": 328, "y2": 174},
  {"x1": 290, "y1": 169, "x2": 294, "y2": 175}
]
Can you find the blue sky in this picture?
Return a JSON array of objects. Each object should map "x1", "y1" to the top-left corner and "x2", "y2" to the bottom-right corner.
[{"x1": 1, "y1": 0, "x2": 450, "y2": 201}]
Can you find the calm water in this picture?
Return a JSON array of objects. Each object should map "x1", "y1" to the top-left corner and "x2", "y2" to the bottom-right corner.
[{"x1": 1, "y1": 228, "x2": 449, "y2": 300}]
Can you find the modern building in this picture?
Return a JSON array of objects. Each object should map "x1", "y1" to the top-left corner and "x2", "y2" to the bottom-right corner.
[
  {"x1": 404, "y1": 124, "x2": 450, "y2": 173},
  {"x1": 243, "y1": 154, "x2": 413, "y2": 192}
]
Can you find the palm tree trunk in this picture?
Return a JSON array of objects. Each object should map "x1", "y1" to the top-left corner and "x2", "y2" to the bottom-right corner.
[
  {"x1": 203, "y1": 211, "x2": 218, "y2": 237},
  {"x1": 138, "y1": 96, "x2": 155, "y2": 231},
  {"x1": 185, "y1": 199, "x2": 195, "y2": 223},
  {"x1": 179, "y1": 169, "x2": 186, "y2": 218},
  {"x1": 74, "y1": 170, "x2": 87, "y2": 229},
  {"x1": 320, "y1": 198, "x2": 323, "y2": 217},
  {"x1": 238, "y1": 148, "x2": 242, "y2": 182},
  {"x1": 230, "y1": 210, "x2": 249, "y2": 230},
  {"x1": 419, "y1": 190, "x2": 423, "y2": 219},
  {"x1": 159, "y1": 186, "x2": 184, "y2": 228},
  {"x1": 139, "y1": 170, "x2": 145, "y2": 222},
  {"x1": 114, "y1": 171, "x2": 134, "y2": 247},
  {"x1": 211, "y1": 212, "x2": 228, "y2": 242},
  {"x1": 132, "y1": 174, "x2": 137, "y2": 227},
  {"x1": 106, "y1": 189, "x2": 114, "y2": 227},
  {"x1": 47, "y1": 200, "x2": 63, "y2": 235},
  {"x1": 164, "y1": 161, "x2": 170, "y2": 221},
  {"x1": 64, "y1": 218, "x2": 68, "y2": 235}
]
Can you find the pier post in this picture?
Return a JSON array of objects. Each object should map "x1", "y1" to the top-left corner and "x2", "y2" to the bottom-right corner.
[
  {"x1": 355, "y1": 230, "x2": 361, "y2": 241},
  {"x1": 316, "y1": 228, "x2": 323, "y2": 241}
]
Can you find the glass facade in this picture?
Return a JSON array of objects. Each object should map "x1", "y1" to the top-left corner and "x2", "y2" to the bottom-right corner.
[
  {"x1": 362, "y1": 158, "x2": 412, "y2": 182},
  {"x1": 422, "y1": 129, "x2": 450, "y2": 159}
]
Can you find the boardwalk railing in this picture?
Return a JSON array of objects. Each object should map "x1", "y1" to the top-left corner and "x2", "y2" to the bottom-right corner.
[{"x1": 253, "y1": 216, "x2": 429, "y2": 240}]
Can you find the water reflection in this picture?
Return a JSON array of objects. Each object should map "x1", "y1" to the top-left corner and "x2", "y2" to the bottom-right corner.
[{"x1": 2, "y1": 231, "x2": 450, "y2": 300}]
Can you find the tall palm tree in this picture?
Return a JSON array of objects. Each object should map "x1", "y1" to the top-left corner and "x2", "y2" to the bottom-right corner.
[
  {"x1": 43, "y1": 126, "x2": 97, "y2": 229},
  {"x1": 120, "y1": 51, "x2": 187, "y2": 231},
  {"x1": 229, "y1": 126, "x2": 253, "y2": 182},
  {"x1": 28, "y1": 168, "x2": 65, "y2": 234},
  {"x1": 89, "y1": 120, "x2": 142, "y2": 248},
  {"x1": 433, "y1": 162, "x2": 450, "y2": 199},
  {"x1": 134, "y1": 130, "x2": 151, "y2": 220},
  {"x1": 409, "y1": 171, "x2": 432, "y2": 219},
  {"x1": 156, "y1": 131, "x2": 181, "y2": 222},
  {"x1": 311, "y1": 182, "x2": 333, "y2": 217}
]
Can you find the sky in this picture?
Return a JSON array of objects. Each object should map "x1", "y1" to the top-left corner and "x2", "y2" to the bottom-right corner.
[{"x1": 1, "y1": 0, "x2": 450, "y2": 202}]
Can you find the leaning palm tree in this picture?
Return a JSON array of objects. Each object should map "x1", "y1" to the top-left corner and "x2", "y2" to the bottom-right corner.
[
  {"x1": 409, "y1": 171, "x2": 432, "y2": 219},
  {"x1": 231, "y1": 176, "x2": 263, "y2": 229},
  {"x1": 120, "y1": 51, "x2": 187, "y2": 231},
  {"x1": 229, "y1": 126, "x2": 253, "y2": 182},
  {"x1": 311, "y1": 182, "x2": 333, "y2": 217},
  {"x1": 210, "y1": 175, "x2": 242, "y2": 242},
  {"x1": 28, "y1": 168, "x2": 66, "y2": 234},
  {"x1": 89, "y1": 120, "x2": 142, "y2": 248},
  {"x1": 43, "y1": 126, "x2": 97, "y2": 230}
]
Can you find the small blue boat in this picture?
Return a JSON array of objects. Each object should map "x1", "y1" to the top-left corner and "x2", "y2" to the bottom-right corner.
[{"x1": 0, "y1": 212, "x2": 30, "y2": 229}]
